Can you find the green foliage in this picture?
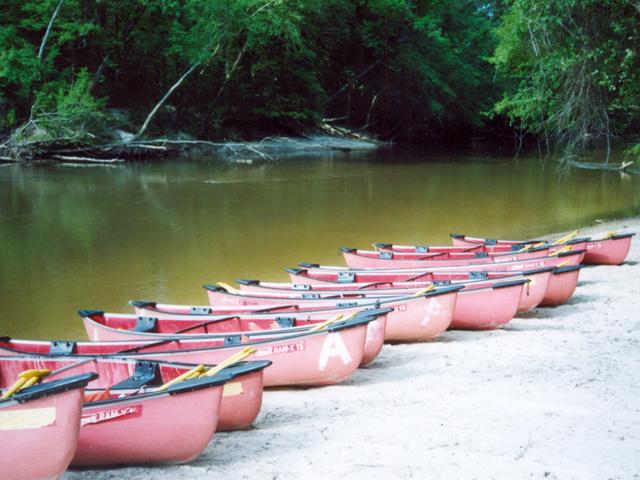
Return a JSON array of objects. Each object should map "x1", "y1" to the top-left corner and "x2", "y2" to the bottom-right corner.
[
  {"x1": 492, "y1": 0, "x2": 640, "y2": 156},
  {"x1": 17, "y1": 0, "x2": 640, "y2": 150}
]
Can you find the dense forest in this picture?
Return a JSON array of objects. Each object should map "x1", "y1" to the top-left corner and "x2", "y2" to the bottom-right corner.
[{"x1": 0, "y1": 0, "x2": 639, "y2": 161}]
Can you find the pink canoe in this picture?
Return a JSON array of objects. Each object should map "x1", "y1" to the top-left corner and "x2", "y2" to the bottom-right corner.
[
  {"x1": 375, "y1": 238, "x2": 588, "y2": 255},
  {"x1": 0, "y1": 369, "x2": 95, "y2": 480},
  {"x1": 450, "y1": 232, "x2": 634, "y2": 265},
  {"x1": 0, "y1": 356, "x2": 232, "y2": 467},
  {"x1": 204, "y1": 287, "x2": 462, "y2": 342},
  {"x1": 540, "y1": 264, "x2": 584, "y2": 306},
  {"x1": 288, "y1": 262, "x2": 582, "y2": 306},
  {"x1": 340, "y1": 244, "x2": 583, "y2": 269},
  {"x1": 0, "y1": 341, "x2": 270, "y2": 432},
  {"x1": 79, "y1": 310, "x2": 379, "y2": 386},
  {"x1": 233, "y1": 278, "x2": 529, "y2": 330},
  {"x1": 84, "y1": 307, "x2": 389, "y2": 368},
  {"x1": 238, "y1": 268, "x2": 551, "y2": 313},
  {"x1": 128, "y1": 301, "x2": 391, "y2": 367}
]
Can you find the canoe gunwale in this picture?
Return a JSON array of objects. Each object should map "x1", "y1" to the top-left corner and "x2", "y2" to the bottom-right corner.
[{"x1": 0, "y1": 372, "x2": 97, "y2": 406}]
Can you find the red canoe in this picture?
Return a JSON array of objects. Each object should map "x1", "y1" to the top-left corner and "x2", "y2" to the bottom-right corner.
[
  {"x1": 374, "y1": 238, "x2": 588, "y2": 255},
  {"x1": 86, "y1": 307, "x2": 390, "y2": 368},
  {"x1": 450, "y1": 232, "x2": 634, "y2": 265},
  {"x1": 287, "y1": 263, "x2": 584, "y2": 307},
  {"x1": 340, "y1": 244, "x2": 583, "y2": 269},
  {"x1": 0, "y1": 369, "x2": 95, "y2": 480},
  {"x1": 204, "y1": 287, "x2": 462, "y2": 342},
  {"x1": 300, "y1": 248, "x2": 583, "y2": 277},
  {"x1": 233, "y1": 277, "x2": 529, "y2": 330},
  {"x1": 0, "y1": 340, "x2": 270, "y2": 432},
  {"x1": 0, "y1": 356, "x2": 232, "y2": 467},
  {"x1": 128, "y1": 301, "x2": 392, "y2": 366},
  {"x1": 238, "y1": 268, "x2": 550, "y2": 313},
  {"x1": 79, "y1": 310, "x2": 380, "y2": 387}
]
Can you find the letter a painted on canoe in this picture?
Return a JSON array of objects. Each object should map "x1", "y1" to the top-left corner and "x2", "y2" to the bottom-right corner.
[
  {"x1": 421, "y1": 298, "x2": 443, "y2": 327},
  {"x1": 318, "y1": 333, "x2": 352, "y2": 371}
]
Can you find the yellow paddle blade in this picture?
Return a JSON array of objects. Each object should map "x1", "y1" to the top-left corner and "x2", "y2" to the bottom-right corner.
[
  {"x1": 216, "y1": 282, "x2": 240, "y2": 294},
  {"x1": 1, "y1": 377, "x2": 28, "y2": 399},
  {"x1": 18, "y1": 369, "x2": 51, "y2": 380},
  {"x1": 551, "y1": 230, "x2": 579, "y2": 246},
  {"x1": 1, "y1": 369, "x2": 51, "y2": 399},
  {"x1": 605, "y1": 231, "x2": 618, "y2": 239},
  {"x1": 549, "y1": 245, "x2": 572, "y2": 257},
  {"x1": 412, "y1": 284, "x2": 435, "y2": 297},
  {"x1": 203, "y1": 347, "x2": 256, "y2": 377},
  {"x1": 516, "y1": 241, "x2": 545, "y2": 253},
  {"x1": 308, "y1": 312, "x2": 358, "y2": 333},
  {"x1": 556, "y1": 260, "x2": 571, "y2": 268},
  {"x1": 157, "y1": 364, "x2": 207, "y2": 391}
]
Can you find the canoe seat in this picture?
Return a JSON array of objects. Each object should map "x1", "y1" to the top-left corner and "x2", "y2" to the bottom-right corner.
[
  {"x1": 337, "y1": 272, "x2": 355, "y2": 283},
  {"x1": 49, "y1": 340, "x2": 77, "y2": 355},
  {"x1": 469, "y1": 271, "x2": 488, "y2": 279},
  {"x1": 224, "y1": 335, "x2": 243, "y2": 346},
  {"x1": 275, "y1": 317, "x2": 295, "y2": 328},
  {"x1": 111, "y1": 361, "x2": 162, "y2": 390},
  {"x1": 434, "y1": 280, "x2": 452, "y2": 286},
  {"x1": 292, "y1": 284, "x2": 311, "y2": 290},
  {"x1": 134, "y1": 316, "x2": 157, "y2": 333},
  {"x1": 190, "y1": 306, "x2": 211, "y2": 314}
]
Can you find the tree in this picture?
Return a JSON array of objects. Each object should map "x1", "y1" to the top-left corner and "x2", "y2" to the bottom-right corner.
[{"x1": 492, "y1": 0, "x2": 640, "y2": 160}]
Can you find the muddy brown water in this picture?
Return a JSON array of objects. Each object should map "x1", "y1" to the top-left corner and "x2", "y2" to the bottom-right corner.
[{"x1": 1, "y1": 147, "x2": 639, "y2": 339}]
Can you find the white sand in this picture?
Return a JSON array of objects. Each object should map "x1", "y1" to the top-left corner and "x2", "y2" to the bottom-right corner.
[{"x1": 65, "y1": 217, "x2": 640, "y2": 480}]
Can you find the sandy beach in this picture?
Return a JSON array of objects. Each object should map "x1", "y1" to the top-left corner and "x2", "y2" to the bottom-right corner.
[{"x1": 65, "y1": 217, "x2": 639, "y2": 480}]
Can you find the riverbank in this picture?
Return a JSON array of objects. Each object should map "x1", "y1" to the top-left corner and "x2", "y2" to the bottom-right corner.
[{"x1": 63, "y1": 216, "x2": 639, "y2": 479}]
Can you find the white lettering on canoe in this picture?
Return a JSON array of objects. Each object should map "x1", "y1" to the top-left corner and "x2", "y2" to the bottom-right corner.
[
  {"x1": 318, "y1": 333, "x2": 352, "y2": 371},
  {"x1": 495, "y1": 255, "x2": 517, "y2": 263},
  {"x1": 521, "y1": 261, "x2": 545, "y2": 270},
  {"x1": 393, "y1": 304, "x2": 407, "y2": 312},
  {"x1": 254, "y1": 341, "x2": 305, "y2": 357},
  {"x1": 0, "y1": 407, "x2": 56, "y2": 430},
  {"x1": 587, "y1": 242, "x2": 601, "y2": 250},
  {"x1": 421, "y1": 298, "x2": 443, "y2": 326},
  {"x1": 81, "y1": 405, "x2": 142, "y2": 427}
]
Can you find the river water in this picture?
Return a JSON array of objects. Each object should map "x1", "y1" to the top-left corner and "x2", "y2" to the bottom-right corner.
[{"x1": 1, "y1": 147, "x2": 639, "y2": 339}]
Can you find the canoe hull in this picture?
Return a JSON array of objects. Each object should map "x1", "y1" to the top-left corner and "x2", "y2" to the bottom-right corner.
[
  {"x1": 584, "y1": 236, "x2": 633, "y2": 265},
  {"x1": 452, "y1": 283, "x2": 522, "y2": 330},
  {"x1": 74, "y1": 386, "x2": 223, "y2": 466},
  {"x1": 383, "y1": 292, "x2": 457, "y2": 342},
  {"x1": 540, "y1": 267, "x2": 582, "y2": 306},
  {"x1": 0, "y1": 389, "x2": 84, "y2": 480}
]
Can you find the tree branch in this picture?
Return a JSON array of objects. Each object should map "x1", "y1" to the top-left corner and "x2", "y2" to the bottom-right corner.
[{"x1": 38, "y1": 0, "x2": 65, "y2": 62}]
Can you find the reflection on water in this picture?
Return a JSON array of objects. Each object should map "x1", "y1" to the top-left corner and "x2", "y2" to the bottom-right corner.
[{"x1": 1, "y1": 148, "x2": 639, "y2": 338}]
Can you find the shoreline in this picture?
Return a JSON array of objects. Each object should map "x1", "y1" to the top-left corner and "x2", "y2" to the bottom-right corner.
[{"x1": 65, "y1": 216, "x2": 639, "y2": 479}]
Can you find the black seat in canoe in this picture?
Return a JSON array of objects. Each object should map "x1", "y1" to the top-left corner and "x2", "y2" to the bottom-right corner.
[{"x1": 111, "y1": 361, "x2": 162, "y2": 390}]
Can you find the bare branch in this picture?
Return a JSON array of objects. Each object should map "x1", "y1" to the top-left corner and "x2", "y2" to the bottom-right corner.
[{"x1": 38, "y1": 0, "x2": 65, "y2": 62}]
